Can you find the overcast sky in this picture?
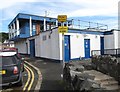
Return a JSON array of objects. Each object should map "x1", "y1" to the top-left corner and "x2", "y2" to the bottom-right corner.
[{"x1": 0, "y1": 0, "x2": 119, "y2": 32}]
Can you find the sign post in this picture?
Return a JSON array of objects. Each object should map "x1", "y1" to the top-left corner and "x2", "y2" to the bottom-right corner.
[{"x1": 57, "y1": 15, "x2": 67, "y2": 68}]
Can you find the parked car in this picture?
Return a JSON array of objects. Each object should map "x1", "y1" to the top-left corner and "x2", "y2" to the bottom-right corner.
[
  {"x1": 0, "y1": 52, "x2": 23, "y2": 86},
  {"x1": 1, "y1": 48, "x2": 24, "y2": 72}
]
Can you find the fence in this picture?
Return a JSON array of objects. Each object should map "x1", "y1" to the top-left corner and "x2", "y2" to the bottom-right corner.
[
  {"x1": 67, "y1": 19, "x2": 108, "y2": 32},
  {"x1": 91, "y1": 48, "x2": 120, "y2": 58}
]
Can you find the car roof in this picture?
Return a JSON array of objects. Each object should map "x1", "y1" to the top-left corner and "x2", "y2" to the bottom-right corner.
[{"x1": 0, "y1": 52, "x2": 17, "y2": 56}]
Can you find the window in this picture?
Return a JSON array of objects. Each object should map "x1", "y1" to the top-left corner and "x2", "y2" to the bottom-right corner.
[{"x1": 0, "y1": 56, "x2": 18, "y2": 66}]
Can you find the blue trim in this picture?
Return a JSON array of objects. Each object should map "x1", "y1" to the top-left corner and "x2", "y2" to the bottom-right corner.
[
  {"x1": 70, "y1": 58, "x2": 81, "y2": 61},
  {"x1": 104, "y1": 31, "x2": 113, "y2": 35},
  {"x1": 100, "y1": 37, "x2": 104, "y2": 55},
  {"x1": 64, "y1": 35, "x2": 70, "y2": 62},
  {"x1": 8, "y1": 14, "x2": 19, "y2": 27},
  {"x1": 68, "y1": 29, "x2": 104, "y2": 35},
  {"x1": 30, "y1": 39, "x2": 35, "y2": 57},
  {"x1": 84, "y1": 39, "x2": 90, "y2": 58},
  {"x1": 8, "y1": 13, "x2": 57, "y2": 26}
]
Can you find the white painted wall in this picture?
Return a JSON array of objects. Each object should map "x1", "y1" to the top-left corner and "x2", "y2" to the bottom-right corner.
[
  {"x1": 59, "y1": 33, "x2": 63, "y2": 60},
  {"x1": 35, "y1": 36, "x2": 41, "y2": 57},
  {"x1": 118, "y1": 31, "x2": 120, "y2": 48},
  {"x1": 59, "y1": 32, "x2": 102, "y2": 60},
  {"x1": 104, "y1": 34, "x2": 114, "y2": 49},
  {"x1": 70, "y1": 34, "x2": 84, "y2": 58},
  {"x1": 104, "y1": 30, "x2": 119, "y2": 49},
  {"x1": 113, "y1": 31, "x2": 118, "y2": 49},
  {"x1": 39, "y1": 29, "x2": 60, "y2": 60},
  {"x1": 27, "y1": 29, "x2": 60, "y2": 60},
  {"x1": 104, "y1": 30, "x2": 120, "y2": 49},
  {"x1": 15, "y1": 39, "x2": 27, "y2": 54}
]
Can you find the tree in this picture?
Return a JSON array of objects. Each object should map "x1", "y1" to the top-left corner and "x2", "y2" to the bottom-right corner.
[{"x1": 0, "y1": 32, "x2": 9, "y2": 43}]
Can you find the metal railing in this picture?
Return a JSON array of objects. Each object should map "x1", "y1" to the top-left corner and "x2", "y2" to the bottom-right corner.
[
  {"x1": 91, "y1": 48, "x2": 120, "y2": 58},
  {"x1": 67, "y1": 19, "x2": 108, "y2": 32}
]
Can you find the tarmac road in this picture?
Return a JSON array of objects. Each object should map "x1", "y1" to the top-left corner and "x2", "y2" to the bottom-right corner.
[{"x1": 25, "y1": 57, "x2": 64, "y2": 91}]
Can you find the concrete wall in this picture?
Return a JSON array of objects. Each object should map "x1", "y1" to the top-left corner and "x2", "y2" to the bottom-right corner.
[{"x1": 15, "y1": 39, "x2": 27, "y2": 54}]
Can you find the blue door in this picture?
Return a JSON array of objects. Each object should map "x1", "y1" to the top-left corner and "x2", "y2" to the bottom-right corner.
[
  {"x1": 30, "y1": 39, "x2": 35, "y2": 57},
  {"x1": 100, "y1": 37, "x2": 104, "y2": 55},
  {"x1": 64, "y1": 35, "x2": 70, "y2": 62},
  {"x1": 84, "y1": 39, "x2": 90, "y2": 58}
]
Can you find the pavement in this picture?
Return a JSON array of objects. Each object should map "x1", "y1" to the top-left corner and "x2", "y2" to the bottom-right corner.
[{"x1": 24, "y1": 56, "x2": 64, "y2": 91}]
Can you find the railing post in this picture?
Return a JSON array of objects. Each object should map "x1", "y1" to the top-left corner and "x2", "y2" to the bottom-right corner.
[{"x1": 116, "y1": 49, "x2": 118, "y2": 58}]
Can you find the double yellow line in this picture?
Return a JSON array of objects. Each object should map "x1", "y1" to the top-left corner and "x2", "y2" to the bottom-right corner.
[{"x1": 23, "y1": 64, "x2": 34, "y2": 91}]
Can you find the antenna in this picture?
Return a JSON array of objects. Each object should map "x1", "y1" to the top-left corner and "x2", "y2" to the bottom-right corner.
[{"x1": 45, "y1": 11, "x2": 49, "y2": 17}]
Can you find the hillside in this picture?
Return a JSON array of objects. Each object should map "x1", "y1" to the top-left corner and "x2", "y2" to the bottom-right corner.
[{"x1": 0, "y1": 32, "x2": 9, "y2": 43}]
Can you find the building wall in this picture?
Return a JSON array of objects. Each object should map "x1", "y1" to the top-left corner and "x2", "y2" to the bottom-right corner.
[
  {"x1": 27, "y1": 28, "x2": 60, "y2": 60},
  {"x1": 104, "y1": 30, "x2": 119, "y2": 49},
  {"x1": 104, "y1": 34, "x2": 114, "y2": 49},
  {"x1": 70, "y1": 34, "x2": 84, "y2": 59},
  {"x1": 118, "y1": 31, "x2": 120, "y2": 48},
  {"x1": 113, "y1": 31, "x2": 118, "y2": 49},
  {"x1": 15, "y1": 39, "x2": 27, "y2": 54},
  {"x1": 59, "y1": 32, "x2": 102, "y2": 60},
  {"x1": 39, "y1": 28, "x2": 60, "y2": 60}
]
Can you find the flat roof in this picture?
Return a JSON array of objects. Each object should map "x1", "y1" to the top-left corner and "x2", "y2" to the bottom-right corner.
[{"x1": 8, "y1": 13, "x2": 57, "y2": 27}]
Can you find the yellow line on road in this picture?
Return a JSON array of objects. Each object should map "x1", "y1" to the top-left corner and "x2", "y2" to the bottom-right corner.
[
  {"x1": 26, "y1": 65, "x2": 35, "y2": 91},
  {"x1": 23, "y1": 64, "x2": 35, "y2": 91},
  {"x1": 23, "y1": 65, "x2": 31, "y2": 91}
]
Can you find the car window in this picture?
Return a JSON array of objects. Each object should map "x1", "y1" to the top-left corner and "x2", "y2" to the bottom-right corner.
[{"x1": 0, "y1": 56, "x2": 18, "y2": 66}]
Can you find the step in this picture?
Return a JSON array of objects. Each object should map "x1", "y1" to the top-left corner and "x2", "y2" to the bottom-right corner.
[
  {"x1": 85, "y1": 70, "x2": 115, "y2": 81},
  {"x1": 95, "y1": 77, "x2": 115, "y2": 83},
  {"x1": 102, "y1": 85, "x2": 120, "y2": 90},
  {"x1": 100, "y1": 80, "x2": 118, "y2": 86},
  {"x1": 84, "y1": 70, "x2": 120, "y2": 90}
]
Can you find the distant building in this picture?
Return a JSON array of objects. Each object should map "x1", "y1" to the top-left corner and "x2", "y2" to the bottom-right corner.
[
  {"x1": 2, "y1": 40, "x2": 14, "y2": 48},
  {"x1": 8, "y1": 13, "x2": 120, "y2": 62}
]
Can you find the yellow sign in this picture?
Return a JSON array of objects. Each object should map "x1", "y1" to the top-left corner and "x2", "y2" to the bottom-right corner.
[
  {"x1": 0, "y1": 70, "x2": 6, "y2": 75},
  {"x1": 58, "y1": 15, "x2": 67, "y2": 22},
  {"x1": 58, "y1": 26, "x2": 68, "y2": 33}
]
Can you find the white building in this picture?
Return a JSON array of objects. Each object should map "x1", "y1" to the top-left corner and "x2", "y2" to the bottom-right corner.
[{"x1": 8, "y1": 13, "x2": 119, "y2": 62}]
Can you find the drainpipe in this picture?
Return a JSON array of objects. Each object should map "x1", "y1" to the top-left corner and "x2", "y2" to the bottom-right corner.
[{"x1": 30, "y1": 16, "x2": 32, "y2": 36}]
